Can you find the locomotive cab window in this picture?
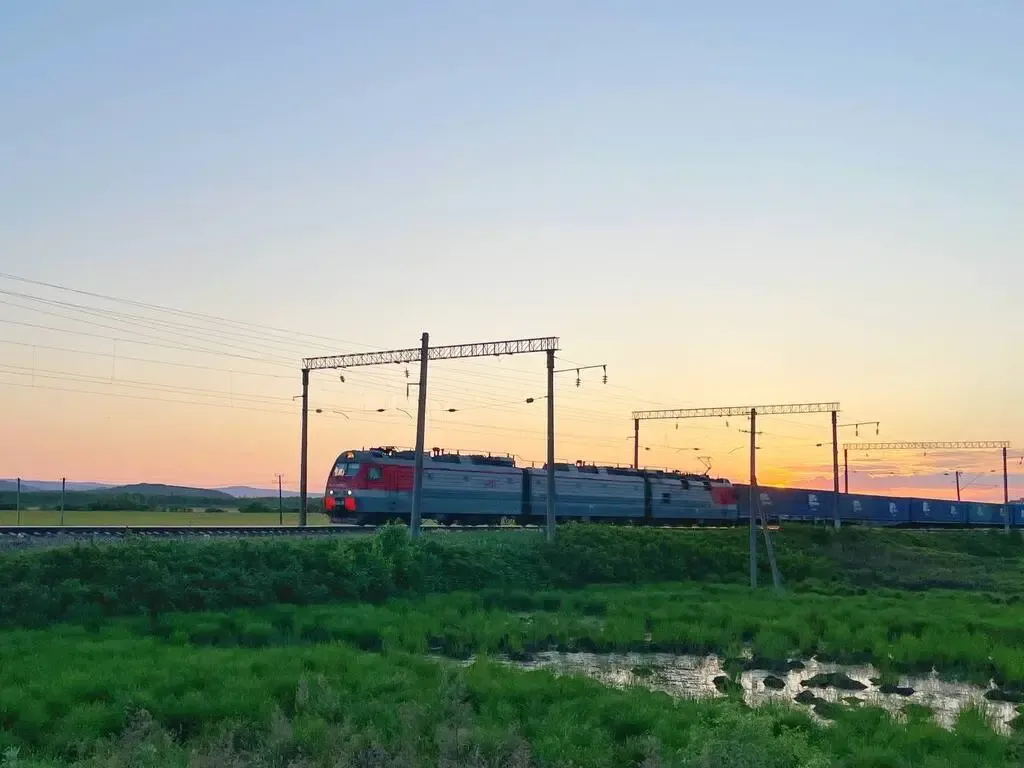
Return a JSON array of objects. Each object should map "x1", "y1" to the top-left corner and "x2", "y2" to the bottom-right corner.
[
  {"x1": 367, "y1": 466, "x2": 382, "y2": 481},
  {"x1": 332, "y1": 462, "x2": 361, "y2": 478}
]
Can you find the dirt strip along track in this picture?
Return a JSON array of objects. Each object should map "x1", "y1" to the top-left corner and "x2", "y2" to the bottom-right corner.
[{"x1": 0, "y1": 524, "x2": 512, "y2": 551}]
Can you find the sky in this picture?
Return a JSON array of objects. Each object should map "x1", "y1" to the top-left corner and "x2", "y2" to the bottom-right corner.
[{"x1": 1, "y1": 1, "x2": 1022, "y2": 501}]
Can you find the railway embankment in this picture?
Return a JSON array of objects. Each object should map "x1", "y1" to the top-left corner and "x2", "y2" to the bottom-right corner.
[{"x1": 2, "y1": 523, "x2": 1022, "y2": 630}]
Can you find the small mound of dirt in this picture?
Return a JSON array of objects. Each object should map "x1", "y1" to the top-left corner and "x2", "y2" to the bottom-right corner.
[
  {"x1": 813, "y1": 700, "x2": 843, "y2": 720},
  {"x1": 801, "y1": 672, "x2": 868, "y2": 691},
  {"x1": 713, "y1": 675, "x2": 742, "y2": 695},
  {"x1": 631, "y1": 664, "x2": 659, "y2": 679},
  {"x1": 984, "y1": 688, "x2": 1024, "y2": 703},
  {"x1": 762, "y1": 675, "x2": 786, "y2": 690},
  {"x1": 721, "y1": 657, "x2": 746, "y2": 677},
  {"x1": 795, "y1": 690, "x2": 822, "y2": 706},
  {"x1": 879, "y1": 683, "x2": 915, "y2": 696}
]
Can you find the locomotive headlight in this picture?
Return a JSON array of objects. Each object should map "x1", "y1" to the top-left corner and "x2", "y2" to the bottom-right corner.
[
  {"x1": 346, "y1": 489, "x2": 353, "y2": 495},
  {"x1": 328, "y1": 489, "x2": 335, "y2": 496}
]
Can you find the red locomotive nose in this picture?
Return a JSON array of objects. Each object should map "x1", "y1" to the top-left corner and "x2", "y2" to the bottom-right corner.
[{"x1": 343, "y1": 496, "x2": 357, "y2": 512}]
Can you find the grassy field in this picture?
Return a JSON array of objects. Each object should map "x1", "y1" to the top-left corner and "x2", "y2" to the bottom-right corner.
[
  {"x1": 0, "y1": 508, "x2": 332, "y2": 526},
  {"x1": 132, "y1": 581, "x2": 1024, "y2": 688},
  {"x1": 5, "y1": 525, "x2": 1024, "y2": 765},
  {"x1": 1, "y1": 618, "x2": 1019, "y2": 767}
]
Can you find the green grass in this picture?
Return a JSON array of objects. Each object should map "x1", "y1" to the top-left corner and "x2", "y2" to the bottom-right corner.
[
  {"x1": 4, "y1": 523, "x2": 1024, "y2": 632},
  {"x1": 109, "y1": 581, "x2": 1024, "y2": 687},
  {"x1": 0, "y1": 508, "x2": 332, "y2": 526},
  {"x1": 0, "y1": 622, "x2": 1020, "y2": 767},
  {"x1": 5, "y1": 525, "x2": 1024, "y2": 765}
]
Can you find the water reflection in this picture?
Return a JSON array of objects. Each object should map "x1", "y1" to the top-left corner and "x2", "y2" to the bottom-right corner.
[{"x1": 489, "y1": 652, "x2": 1017, "y2": 733}]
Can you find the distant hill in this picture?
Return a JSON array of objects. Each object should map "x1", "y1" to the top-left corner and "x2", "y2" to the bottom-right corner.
[
  {"x1": 0, "y1": 480, "x2": 40, "y2": 492},
  {"x1": 0, "y1": 480, "x2": 312, "y2": 505},
  {"x1": 216, "y1": 486, "x2": 301, "y2": 498},
  {"x1": 0, "y1": 479, "x2": 114, "y2": 492},
  {"x1": 106, "y1": 484, "x2": 237, "y2": 501}
]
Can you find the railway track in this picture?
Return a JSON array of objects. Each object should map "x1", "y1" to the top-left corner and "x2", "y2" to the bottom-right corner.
[
  {"x1": 0, "y1": 524, "x2": 356, "y2": 538},
  {"x1": 0, "y1": 524, "x2": 516, "y2": 536},
  {"x1": 0, "y1": 521, "x2": 743, "y2": 540},
  {"x1": 0, "y1": 522, "x2": 996, "y2": 551},
  {"x1": 0, "y1": 524, "x2": 515, "y2": 549}
]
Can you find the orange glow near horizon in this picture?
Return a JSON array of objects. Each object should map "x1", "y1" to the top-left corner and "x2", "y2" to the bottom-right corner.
[
  {"x1": 0, "y1": 285, "x2": 1020, "y2": 504},
  {"x1": 2, "y1": 374, "x2": 1018, "y2": 505}
]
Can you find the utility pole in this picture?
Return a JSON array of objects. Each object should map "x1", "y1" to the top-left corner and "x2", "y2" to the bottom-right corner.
[
  {"x1": 831, "y1": 410, "x2": 840, "y2": 529},
  {"x1": 60, "y1": 477, "x2": 65, "y2": 526},
  {"x1": 955, "y1": 470, "x2": 961, "y2": 502},
  {"x1": 16, "y1": 477, "x2": 20, "y2": 526},
  {"x1": 744, "y1": 409, "x2": 782, "y2": 591},
  {"x1": 843, "y1": 448, "x2": 849, "y2": 494},
  {"x1": 633, "y1": 418, "x2": 640, "y2": 469},
  {"x1": 738, "y1": 416, "x2": 780, "y2": 588},
  {"x1": 1004, "y1": 446, "x2": 1010, "y2": 534},
  {"x1": 749, "y1": 408, "x2": 758, "y2": 590},
  {"x1": 756, "y1": 481, "x2": 782, "y2": 591},
  {"x1": 299, "y1": 368, "x2": 310, "y2": 527},
  {"x1": 410, "y1": 332, "x2": 430, "y2": 538},
  {"x1": 276, "y1": 474, "x2": 284, "y2": 525},
  {"x1": 546, "y1": 349, "x2": 557, "y2": 542}
]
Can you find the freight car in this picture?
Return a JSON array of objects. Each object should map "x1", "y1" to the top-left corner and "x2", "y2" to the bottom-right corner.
[
  {"x1": 322, "y1": 447, "x2": 738, "y2": 525},
  {"x1": 735, "y1": 485, "x2": 1024, "y2": 529}
]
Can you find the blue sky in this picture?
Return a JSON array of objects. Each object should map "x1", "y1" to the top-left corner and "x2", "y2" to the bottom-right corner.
[{"x1": 1, "y1": 1, "x2": 1022, "y2": 493}]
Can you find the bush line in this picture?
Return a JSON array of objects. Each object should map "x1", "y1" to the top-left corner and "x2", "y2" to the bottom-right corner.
[{"x1": 2, "y1": 524, "x2": 1023, "y2": 630}]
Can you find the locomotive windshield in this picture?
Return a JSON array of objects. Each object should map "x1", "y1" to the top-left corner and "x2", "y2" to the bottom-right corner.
[{"x1": 332, "y1": 461, "x2": 361, "y2": 478}]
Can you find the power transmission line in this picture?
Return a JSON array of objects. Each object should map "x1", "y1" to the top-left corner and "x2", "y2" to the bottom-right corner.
[
  {"x1": 0, "y1": 272, "x2": 381, "y2": 353},
  {"x1": 0, "y1": 305, "x2": 293, "y2": 366},
  {"x1": 0, "y1": 308, "x2": 661, "y2": 423},
  {"x1": 0, "y1": 338, "x2": 296, "y2": 379},
  {"x1": 0, "y1": 289, "x2": 309, "y2": 359},
  {"x1": 0, "y1": 276, "x2": 671, "y2": 428}
]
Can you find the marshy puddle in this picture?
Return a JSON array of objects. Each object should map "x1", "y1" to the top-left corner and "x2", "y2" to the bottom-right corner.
[{"x1": 467, "y1": 652, "x2": 1018, "y2": 733}]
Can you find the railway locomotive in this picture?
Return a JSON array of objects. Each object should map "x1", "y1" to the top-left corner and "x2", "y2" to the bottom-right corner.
[
  {"x1": 323, "y1": 447, "x2": 739, "y2": 525},
  {"x1": 323, "y1": 446, "x2": 1024, "y2": 528}
]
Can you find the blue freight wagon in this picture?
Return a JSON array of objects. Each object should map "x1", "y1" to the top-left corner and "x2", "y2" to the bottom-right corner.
[
  {"x1": 909, "y1": 498, "x2": 965, "y2": 526},
  {"x1": 735, "y1": 485, "x2": 1014, "y2": 528}
]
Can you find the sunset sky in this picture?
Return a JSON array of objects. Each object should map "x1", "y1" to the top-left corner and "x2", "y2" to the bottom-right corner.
[{"x1": 1, "y1": 2, "x2": 1022, "y2": 501}]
